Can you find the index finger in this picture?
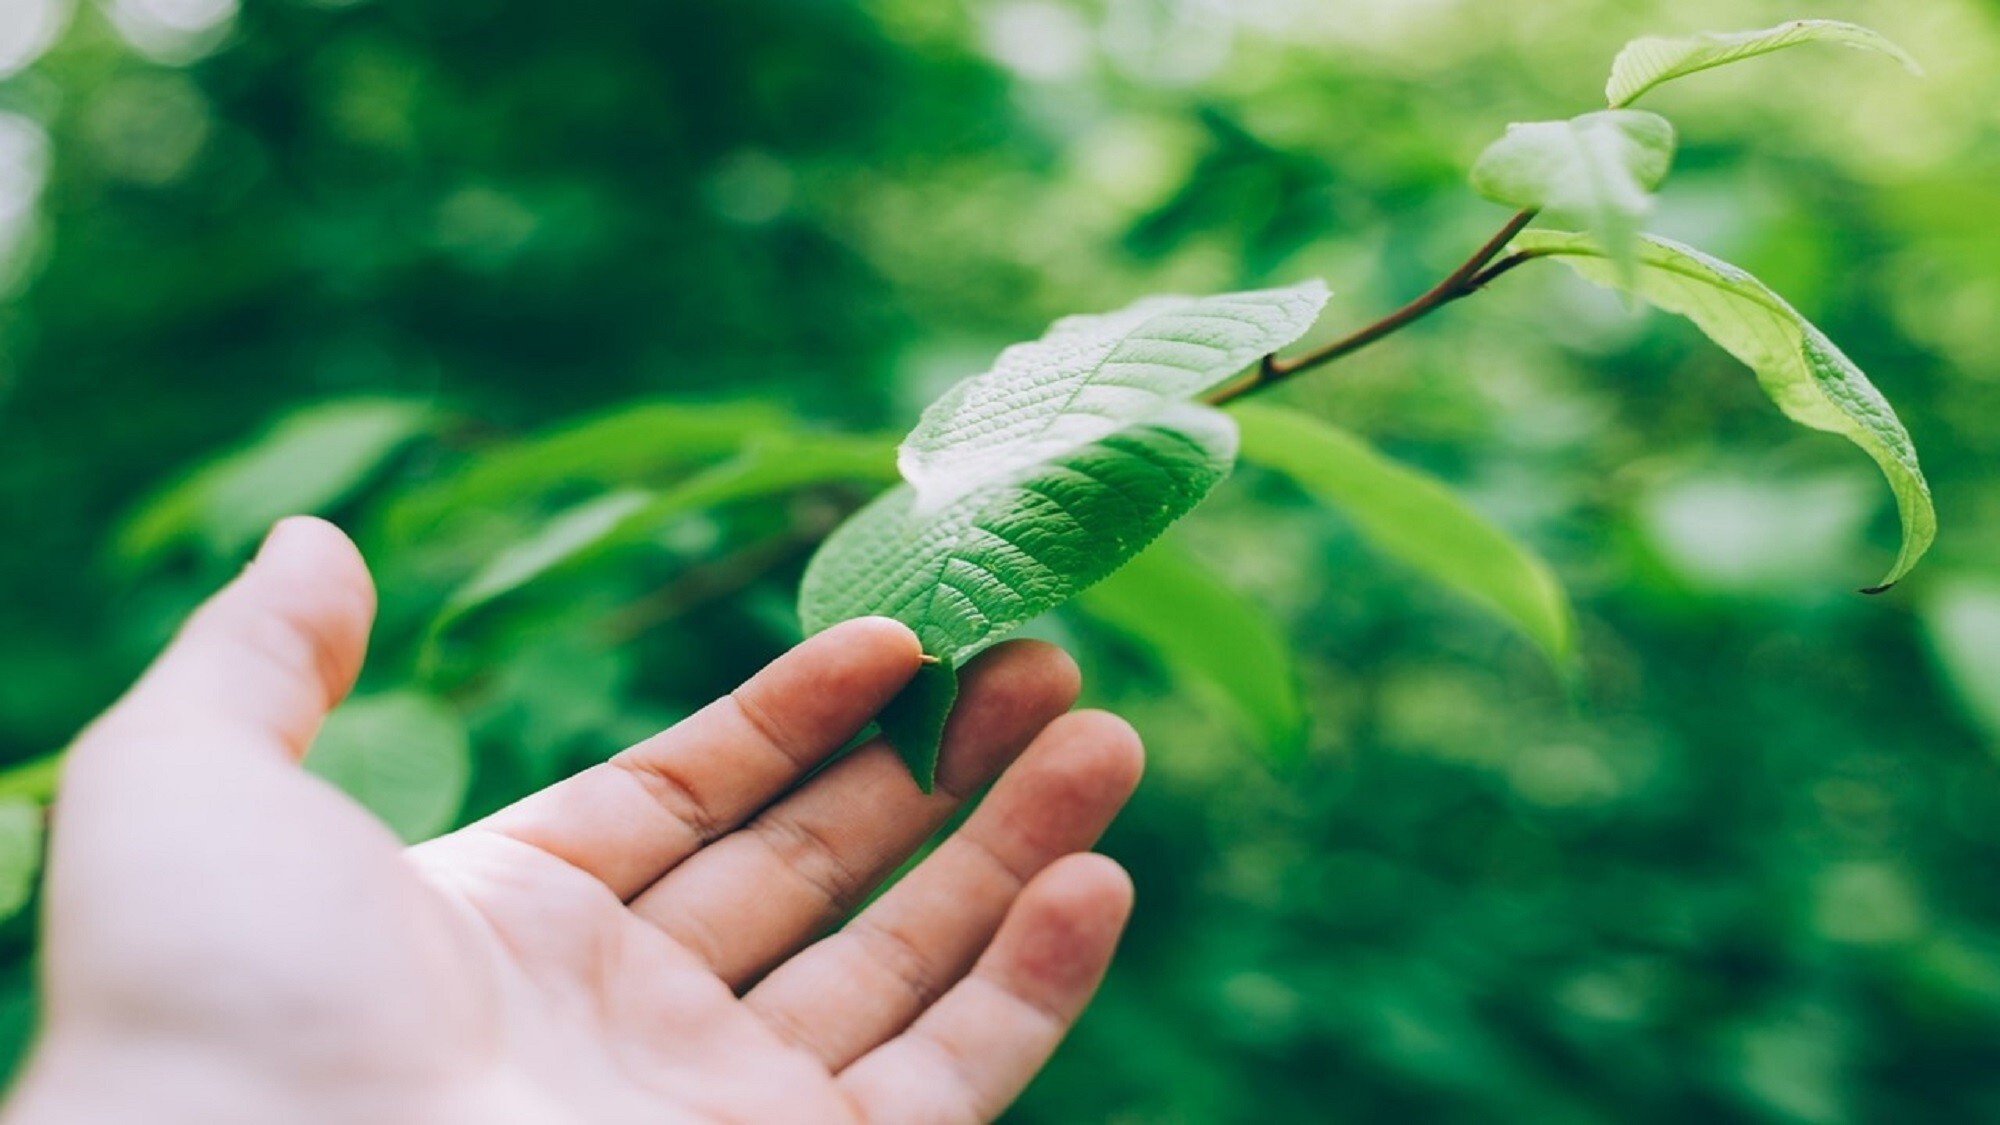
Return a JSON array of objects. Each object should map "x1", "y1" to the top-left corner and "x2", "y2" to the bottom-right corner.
[{"x1": 455, "y1": 616, "x2": 922, "y2": 899}]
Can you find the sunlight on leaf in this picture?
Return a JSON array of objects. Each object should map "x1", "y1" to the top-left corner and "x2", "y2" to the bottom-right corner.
[{"x1": 1606, "y1": 19, "x2": 1920, "y2": 109}]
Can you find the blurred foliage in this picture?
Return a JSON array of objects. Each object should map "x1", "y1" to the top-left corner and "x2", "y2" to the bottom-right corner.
[{"x1": 3, "y1": 0, "x2": 2000, "y2": 1119}]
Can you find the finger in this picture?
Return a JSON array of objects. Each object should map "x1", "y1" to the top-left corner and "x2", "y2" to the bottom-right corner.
[
  {"x1": 627, "y1": 641, "x2": 1081, "y2": 987},
  {"x1": 463, "y1": 617, "x2": 923, "y2": 899},
  {"x1": 836, "y1": 854, "x2": 1133, "y2": 1123},
  {"x1": 744, "y1": 710, "x2": 1141, "y2": 1068},
  {"x1": 82, "y1": 515, "x2": 375, "y2": 763},
  {"x1": 44, "y1": 518, "x2": 419, "y2": 1012}
]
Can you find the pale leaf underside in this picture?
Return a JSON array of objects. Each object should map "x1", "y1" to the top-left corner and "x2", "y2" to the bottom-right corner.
[{"x1": 898, "y1": 283, "x2": 1328, "y2": 509}]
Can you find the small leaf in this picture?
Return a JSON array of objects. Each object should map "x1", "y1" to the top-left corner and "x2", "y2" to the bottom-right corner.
[
  {"x1": 429, "y1": 434, "x2": 898, "y2": 638},
  {"x1": 1232, "y1": 403, "x2": 1574, "y2": 665},
  {"x1": 0, "y1": 801, "x2": 42, "y2": 923},
  {"x1": 119, "y1": 399, "x2": 431, "y2": 565},
  {"x1": 1470, "y1": 110, "x2": 1675, "y2": 287},
  {"x1": 1606, "y1": 19, "x2": 1921, "y2": 109},
  {"x1": 803, "y1": 284, "x2": 1329, "y2": 784},
  {"x1": 1073, "y1": 537, "x2": 1307, "y2": 764},
  {"x1": 306, "y1": 692, "x2": 471, "y2": 843},
  {"x1": 435, "y1": 490, "x2": 654, "y2": 630},
  {"x1": 878, "y1": 662, "x2": 958, "y2": 792},
  {"x1": 1516, "y1": 230, "x2": 1934, "y2": 591}
]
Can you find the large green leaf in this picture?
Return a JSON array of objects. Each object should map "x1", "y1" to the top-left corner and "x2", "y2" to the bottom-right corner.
[
  {"x1": 1232, "y1": 403, "x2": 1573, "y2": 666},
  {"x1": 1073, "y1": 537, "x2": 1307, "y2": 764},
  {"x1": 898, "y1": 283, "x2": 1327, "y2": 508},
  {"x1": 118, "y1": 398, "x2": 432, "y2": 565},
  {"x1": 1470, "y1": 110, "x2": 1674, "y2": 287},
  {"x1": 305, "y1": 692, "x2": 471, "y2": 843},
  {"x1": 802, "y1": 284, "x2": 1328, "y2": 788},
  {"x1": 803, "y1": 404, "x2": 1238, "y2": 758},
  {"x1": 1516, "y1": 230, "x2": 1934, "y2": 591},
  {"x1": 0, "y1": 800, "x2": 41, "y2": 923},
  {"x1": 1606, "y1": 20, "x2": 1920, "y2": 109}
]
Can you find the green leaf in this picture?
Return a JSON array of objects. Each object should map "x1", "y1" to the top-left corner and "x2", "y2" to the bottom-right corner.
[
  {"x1": 428, "y1": 433, "x2": 897, "y2": 639},
  {"x1": 382, "y1": 399, "x2": 796, "y2": 542},
  {"x1": 1920, "y1": 579, "x2": 2000, "y2": 745},
  {"x1": 1470, "y1": 110, "x2": 1675, "y2": 287},
  {"x1": 878, "y1": 662, "x2": 958, "y2": 789},
  {"x1": 802, "y1": 284, "x2": 1329, "y2": 787},
  {"x1": 0, "y1": 800, "x2": 41, "y2": 923},
  {"x1": 1516, "y1": 230, "x2": 1934, "y2": 591},
  {"x1": 898, "y1": 283, "x2": 1328, "y2": 509},
  {"x1": 805, "y1": 404, "x2": 1240, "y2": 667},
  {"x1": 435, "y1": 489, "x2": 654, "y2": 629},
  {"x1": 305, "y1": 692, "x2": 471, "y2": 843},
  {"x1": 118, "y1": 398, "x2": 432, "y2": 565},
  {"x1": 803, "y1": 409, "x2": 1237, "y2": 788},
  {"x1": 1232, "y1": 403, "x2": 1574, "y2": 665},
  {"x1": 1073, "y1": 537, "x2": 1307, "y2": 764},
  {"x1": 1606, "y1": 20, "x2": 1921, "y2": 109}
]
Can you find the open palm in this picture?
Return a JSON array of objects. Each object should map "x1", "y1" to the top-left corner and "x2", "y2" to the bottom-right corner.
[{"x1": 8, "y1": 519, "x2": 1142, "y2": 1125}]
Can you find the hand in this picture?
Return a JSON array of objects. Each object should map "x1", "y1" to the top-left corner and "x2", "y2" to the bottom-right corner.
[{"x1": 4, "y1": 518, "x2": 1143, "y2": 1124}]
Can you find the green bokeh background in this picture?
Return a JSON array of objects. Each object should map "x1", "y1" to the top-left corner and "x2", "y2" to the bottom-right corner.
[{"x1": 4, "y1": 0, "x2": 2000, "y2": 1119}]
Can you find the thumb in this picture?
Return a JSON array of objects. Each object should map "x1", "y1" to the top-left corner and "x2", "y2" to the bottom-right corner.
[{"x1": 94, "y1": 515, "x2": 376, "y2": 761}]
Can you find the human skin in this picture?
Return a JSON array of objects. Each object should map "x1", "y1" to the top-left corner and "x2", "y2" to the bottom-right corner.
[{"x1": 1, "y1": 517, "x2": 1144, "y2": 1124}]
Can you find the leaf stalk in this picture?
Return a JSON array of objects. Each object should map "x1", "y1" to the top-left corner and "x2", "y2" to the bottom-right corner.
[{"x1": 1208, "y1": 209, "x2": 1539, "y2": 405}]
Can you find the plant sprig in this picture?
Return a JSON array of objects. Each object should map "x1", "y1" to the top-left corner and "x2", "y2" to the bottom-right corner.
[{"x1": 800, "y1": 17, "x2": 1935, "y2": 788}]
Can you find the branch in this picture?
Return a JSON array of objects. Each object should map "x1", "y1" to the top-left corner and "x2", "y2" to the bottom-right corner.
[{"x1": 1206, "y1": 209, "x2": 1539, "y2": 406}]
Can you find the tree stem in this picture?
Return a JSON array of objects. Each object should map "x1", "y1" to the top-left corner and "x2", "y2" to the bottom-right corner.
[{"x1": 1206, "y1": 209, "x2": 1538, "y2": 406}]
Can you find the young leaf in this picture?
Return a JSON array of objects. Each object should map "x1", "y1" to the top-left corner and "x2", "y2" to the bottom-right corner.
[
  {"x1": 305, "y1": 692, "x2": 472, "y2": 843},
  {"x1": 802, "y1": 283, "x2": 1329, "y2": 788},
  {"x1": 1606, "y1": 20, "x2": 1921, "y2": 109},
  {"x1": 1515, "y1": 230, "x2": 1934, "y2": 590},
  {"x1": 0, "y1": 800, "x2": 41, "y2": 923},
  {"x1": 1073, "y1": 537, "x2": 1308, "y2": 764},
  {"x1": 1231, "y1": 403, "x2": 1574, "y2": 666},
  {"x1": 118, "y1": 398, "x2": 432, "y2": 565},
  {"x1": 1470, "y1": 110, "x2": 1675, "y2": 287}
]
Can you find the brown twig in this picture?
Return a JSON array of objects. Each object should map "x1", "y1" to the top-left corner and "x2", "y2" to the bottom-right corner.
[{"x1": 1206, "y1": 210, "x2": 1539, "y2": 406}]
